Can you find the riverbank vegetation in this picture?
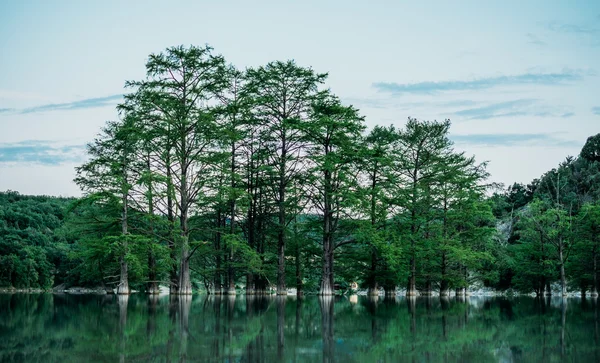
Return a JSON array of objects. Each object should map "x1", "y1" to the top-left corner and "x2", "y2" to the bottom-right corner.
[{"x1": 1, "y1": 45, "x2": 599, "y2": 297}]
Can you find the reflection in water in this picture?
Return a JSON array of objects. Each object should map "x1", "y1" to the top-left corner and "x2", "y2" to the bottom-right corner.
[
  {"x1": 276, "y1": 296, "x2": 285, "y2": 361},
  {"x1": 0, "y1": 294, "x2": 599, "y2": 362},
  {"x1": 179, "y1": 295, "x2": 191, "y2": 363},
  {"x1": 319, "y1": 296, "x2": 335, "y2": 363},
  {"x1": 117, "y1": 295, "x2": 128, "y2": 363}
]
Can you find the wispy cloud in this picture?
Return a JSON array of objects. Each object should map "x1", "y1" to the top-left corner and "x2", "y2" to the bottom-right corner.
[
  {"x1": 0, "y1": 94, "x2": 123, "y2": 114},
  {"x1": 526, "y1": 33, "x2": 547, "y2": 46},
  {"x1": 454, "y1": 99, "x2": 534, "y2": 120},
  {"x1": 372, "y1": 71, "x2": 582, "y2": 95},
  {"x1": 453, "y1": 99, "x2": 574, "y2": 120},
  {"x1": 451, "y1": 133, "x2": 580, "y2": 148},
  {"x1": 592, "y1": 106, "x2": 600, "y2": 115},
  {"x1": 548, "y1": 22, "x2": 599, "y2": 35},
  {"x1": 0, "y1": 140, "x2": 86, "y2": 165},
  {"x1": 343, "y1": 97, "x2": 479, "y2": 112},
  {"x1": 547, "y1": 21, "x2": 600, "y2": 46}
]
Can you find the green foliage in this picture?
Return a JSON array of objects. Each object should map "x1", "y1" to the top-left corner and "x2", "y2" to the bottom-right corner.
[
  {"x1": 580, "y1": 133, "x2": 600, "y2": 163},
  {"x1": 0, "y1": 191, "x2": 74, "y2": 288},
  {"x1": 3, "y1": 43, "x2": 599, "y2": 296}
]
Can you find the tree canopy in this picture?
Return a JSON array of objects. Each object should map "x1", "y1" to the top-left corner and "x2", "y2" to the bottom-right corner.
[{"x1": 2, "y1": 44, "x2": 599, "y2": 298}]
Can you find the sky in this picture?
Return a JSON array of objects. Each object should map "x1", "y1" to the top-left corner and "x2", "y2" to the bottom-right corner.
[{"x1": 1, "y1": 0, "x2": 599, "y2": 196}]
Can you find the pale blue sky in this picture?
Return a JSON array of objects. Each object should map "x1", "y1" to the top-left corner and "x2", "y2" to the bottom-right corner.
[{"x1": 1, "y1": 0, "x2": 599, "y2": 196}]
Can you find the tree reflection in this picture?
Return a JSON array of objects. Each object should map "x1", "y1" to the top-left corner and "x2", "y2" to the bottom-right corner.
[
  {"x1": 1, "y1": 294, "x2": 600, "y2": 362},
  {"x1": 319, "y1": 296, "x2": 334, "y2": 363},
  {"x1": 178, "y1": 295, "x2": 191, "y2": 363},
  {"x1": 117, "y1": 294, "x2": 128, "y2": 363}
]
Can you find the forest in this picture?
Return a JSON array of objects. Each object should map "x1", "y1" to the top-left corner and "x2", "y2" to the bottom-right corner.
[{"x1": 1, "y1": 45, "x2": 599, "y2": 297}]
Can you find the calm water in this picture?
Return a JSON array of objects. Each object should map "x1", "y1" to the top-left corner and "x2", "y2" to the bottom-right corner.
[{"x1": 0, "y1": 294, "x2": 598, "y2": 362}]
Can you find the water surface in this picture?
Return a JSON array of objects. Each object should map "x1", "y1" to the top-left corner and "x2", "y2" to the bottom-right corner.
[{"x1": 0, "y1": 294, "x2": 598, "y2": 362}]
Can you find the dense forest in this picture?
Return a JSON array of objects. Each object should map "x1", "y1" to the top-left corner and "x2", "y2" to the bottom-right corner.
[{"x1": 1, "y1": 45, "x2": 599, "y2": 297}]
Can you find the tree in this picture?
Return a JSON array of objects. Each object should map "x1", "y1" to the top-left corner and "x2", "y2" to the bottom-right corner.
[
  {"x1": 302, "y1": 94, "x2": 365, "y2": 295},
  {"x1": 432, "y1": 152, "x2": 490, "y2": 296},
  {"x1": 245, "y1": 60, "x2": 327, "y2": 295},
  {"x1": 125, "y1": 45, "x2": 229, "y2": 294},
  {"x1": 569, "y1": 202, "x2": 600, "y2": 296},
  {"x1": 580, "y1": 133, "x2": 600, "y2": 163},
  {"x1": 392, "y1": 118, "x2": 454, "y2": 296},
  {"x1": 519, "y1": 199, "x2": 573, "y2": 296},
  {"x1": 359, "y1": 125, "x2": 399, "y2": 296},
  {"x1": 74, "y1": 116, "x2": 142, "y2": 294}
]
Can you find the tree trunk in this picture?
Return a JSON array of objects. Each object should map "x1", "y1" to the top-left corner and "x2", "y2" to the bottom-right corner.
[
  {"x1": 227, "y1": 142, "x2": 237, "y2": 296},
  {"x1": 147, "y1": 252, "x2": 158, "y2": 294},
  {"x1": 559, "y1": 239, "x2": 567, "y2": 297},
  {"x1": 146, "y1": 159, "x2": 159, "y2": 295},
  {"x1": 178, "y1": 235, "x2": 192, "y2": 295},
  {"x1": 295, "y1": 241, "x2": 303, "y2": 297},
  {"x1": 214, "y1": 221, "x2": 222, "y2": 295},
  {"x1": 407, "y1": 258, "x2": 417, "y2": 296},
  {"x1": 367, "y1": 250, "x2": 379, "y2": 297},
  {"x1": 440, "y1": 252, "x2": 449, "y2": 296},
  {"x1": 177, "y1": 153, "x2": 192, "y2": 295},
  {"x1": 320, "y1": 237, "x2": 334, "y2": 296},
  {"x1": 117, "y1": 192, "x2": 130, "y2": 295},
  {"x1": 320, "y1": 172, "x2": 334, "y2": 296},
  {"x1": 592, "y1": 247, "x2": 598, "y2": 297},
  {"x1": 167, "y1": 163, "x2": 178, "y2": 295},
  {"x1": 384, "y1": 284, "x2": 396, "y2": 297},
  {"x1": 407, "y1": 210, "x2": 417, "y2": 296},
  {"x1": 367, "y1": 165, "x2": 380, "y2": 298},
  {"x1": 422, "y1": 279, "x2": 432, "y2": 296},
  {"x1": 407, "y1": 153, "x2": 420, "y2": 298},
  {"x1": 277, "y1": 146, "x2": 287, "y2": 295},
  {"x1": 227, "y1": 252, "x2": 236, "y2": 296},
  {"x1": 245, "y1": 274, "x2": 255, "y2": 295},
  {"x1": 545, "y1": 281, "x2": 552, "y2": 297}
]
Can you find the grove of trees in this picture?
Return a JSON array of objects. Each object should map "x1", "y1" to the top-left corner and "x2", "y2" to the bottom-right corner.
[{"x1": 1, "y1": 45, "x2": 599, "y2": 298}]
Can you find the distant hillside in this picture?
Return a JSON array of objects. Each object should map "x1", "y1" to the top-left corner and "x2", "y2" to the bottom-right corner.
[{"x1": 0, "y1": 191, "x2": 75, "y2": 288}]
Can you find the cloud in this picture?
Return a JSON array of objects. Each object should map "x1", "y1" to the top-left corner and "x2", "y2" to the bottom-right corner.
[
  {"x1": 526, "y1": 33, "x2": 547, "y2": 46},
  {"x1": 0, "y1": 140, "x2": 86, "y2": 165},
  {"x1": 440, "y1": 100, "x2": 478, "y2": 107},
  {"x1": 451, "y1": 133, "x2": 580, "y2": 148},
  {"x1": 454, "y1": 99, "x2": 535, "y2": 120},
  {"x1": 592, "y1": 106, "x2": 600, "y2": 115},
  {"x1": 343, "y1": 98, "x2": 480, "y2": 113},
  {"x1": 372, "y1": 71, "x2": 582, "y2": 95},
  {"x1": 1, "y1": 94, "x2": 123, "y2": 114},
  {"x1": 547, "y1": 21, "x2": 600, "y2": 46},
  {"x1": 453, "y1": 99, "x2": 574, "y2": 120},
  {"x1": 548, "y1": 22, "x2": 599, "y2": 35}
]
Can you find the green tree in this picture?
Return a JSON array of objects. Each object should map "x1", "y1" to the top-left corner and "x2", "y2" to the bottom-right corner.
[
  {"x1": 244, "y1": 60, "x2": 327, "y2": 294},
  {"x1": 125, "y1": 45, "x2": 229, "y2": 294},
  {"x1": 359, "y1": 125, "x2": 400, "y2": 296},
  {"x1": 74, "y1": 116, "x2": 142, "y2": 294},
  {"x1": 301, "y1": 94, "x2": 365, "y2": 295},
  {"x1": 392, "y1": 118, "x2": 454, "y2": 296},
  {"x1": 569, "y1": 202, "x2": 600, "y2": 296}
]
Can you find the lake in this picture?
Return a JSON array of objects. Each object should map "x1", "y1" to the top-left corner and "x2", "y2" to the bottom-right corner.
[{"x1": 0, "y1": 294, "x2": 598, "y2": 362}]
